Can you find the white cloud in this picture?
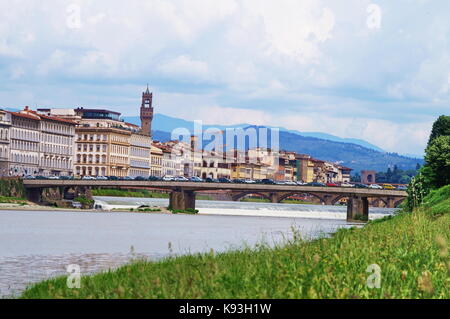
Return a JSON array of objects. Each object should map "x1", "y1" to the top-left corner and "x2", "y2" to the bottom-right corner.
[
  {"x1": 0, "y1": 0, "x2": 448, "y2": 156},
  {"x1": 158, "y1": 55, "x2": 209, "y2": 81}
]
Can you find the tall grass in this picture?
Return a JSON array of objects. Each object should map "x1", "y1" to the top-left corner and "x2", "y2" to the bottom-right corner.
[{"x1": 21, "y1": 188, "x2": 450, "y2": 299}]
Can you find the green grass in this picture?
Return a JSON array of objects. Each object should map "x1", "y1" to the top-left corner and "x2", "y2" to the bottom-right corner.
[
  {"x1": 92, "y1": 188, "x2": 212, "y2": 201},
  {"x1": 0, "y1": 196, "x2": 28, "y2": 205},
  {"x1": 92, "y1": 189, "x2": 170, "y2": 198},
  {"x1": 21, "y1": 188, "x2": 450, "y2": 299}
]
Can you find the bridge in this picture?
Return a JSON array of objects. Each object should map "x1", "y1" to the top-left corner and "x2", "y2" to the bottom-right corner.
[{"x1": 23, "y1": 180, "x2": 407, "y2": 222}]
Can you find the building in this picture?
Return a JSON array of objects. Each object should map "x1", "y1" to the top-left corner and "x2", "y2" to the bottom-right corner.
[
  {"x1": 150, "y1": 144, "x2": 163, "y2": 177},
  {"x1": 39, "y1": 88, "x2": 155, "y2": 178},
  {"x1": 7, "y1": 107, "x2": 76, "y2": 177},
  {"x1": 0, "y1": 111, "x2": 11, "y2": 176},
  {"x1": 129, "y1": 131, "x2": 152, "y2": 178}
]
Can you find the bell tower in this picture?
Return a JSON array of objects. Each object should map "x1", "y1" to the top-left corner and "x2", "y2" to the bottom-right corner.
[{"x1": 140, "y1": 84, "x2": 154, "y2": 137}]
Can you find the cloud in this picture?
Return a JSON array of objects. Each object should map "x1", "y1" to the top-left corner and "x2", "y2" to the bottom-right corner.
[{"x1": 0, "y1": 0, "x2": 448, "y2": 156}]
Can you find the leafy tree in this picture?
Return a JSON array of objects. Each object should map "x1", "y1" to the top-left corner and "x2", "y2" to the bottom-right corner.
[
  {"x1": 423, "y1": 135, "x2": 450, "y2": 188},
  {"x1": 428, "y1": 115, "x2": 450, "y2": 146}
]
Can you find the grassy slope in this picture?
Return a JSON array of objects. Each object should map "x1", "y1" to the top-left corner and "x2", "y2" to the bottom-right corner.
[{"x1": 21, "y1": 189, "x2": 450, "y2": 299}]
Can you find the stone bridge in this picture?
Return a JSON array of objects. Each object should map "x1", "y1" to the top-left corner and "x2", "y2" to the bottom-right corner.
[{"x1": 23, "y1": 180, "x2": 407, "y2": 222}]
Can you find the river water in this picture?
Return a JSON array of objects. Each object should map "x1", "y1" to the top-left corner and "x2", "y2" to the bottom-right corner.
[{"x1": 0, "y1": 197, "x2": 396, "y2": 297}]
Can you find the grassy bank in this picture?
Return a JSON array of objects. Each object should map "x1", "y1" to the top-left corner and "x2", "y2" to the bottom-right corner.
[
  {"x1": 92, "y1": 188, "x2": 170, "y2": 198},
  {"x1": 92, "y1": 188, "x2": 212, "y2": 201},
  {"x1": 21, "y1": 187, "x2": 450, "y2": 299},
  {"x1": 0, "y1": 196, "x2": 28, "y2": 205}
]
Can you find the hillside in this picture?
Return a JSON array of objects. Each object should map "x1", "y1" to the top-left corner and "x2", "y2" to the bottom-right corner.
[{"x1": 123, "y1": 114, "x2": 385, "y2": 152}]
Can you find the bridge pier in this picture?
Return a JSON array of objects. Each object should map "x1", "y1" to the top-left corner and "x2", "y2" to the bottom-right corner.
[
  {"x1": 269, "y1": 193, "x2": 279, "y2": 203},
  {"x1": 169, "y1": 189, "x2": 196, "y2": 211},
  {"x1": 347, "y1": 196, "x2": 369, "y2": 222}
]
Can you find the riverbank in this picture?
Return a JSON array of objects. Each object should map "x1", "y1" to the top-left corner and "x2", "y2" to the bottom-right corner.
[{"x1": 20, "y1": 186, "x2": 450, "y2": 299}]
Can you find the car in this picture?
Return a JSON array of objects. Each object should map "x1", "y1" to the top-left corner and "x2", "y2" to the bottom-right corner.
[
  {"x1": 134, "y1": 176, "x2": 147, "y2": 181},
  {"x1": 148, "y1": 176, "x2": 161, "y2": 181},
  {"x1": 218, "y1": 178, "x2": 232, "y2": 183},
  {"x1": 175, "y1": 176, "x2": 189, "y2": 182},
  {"x1": 368, "y1": 184, "x2": 383, "y2": 189},
  {"x1": 48, "y1": 176, "x2": 60, "y2": 180},
  {"x1": 284, "y1": 181, "x2": 297, "y2": 186},
  {"x1": 59, "y1": 176, "x2": 73, "y2": 180},
  {"x1": 295, "y1": 181, "x2": 307, "y2": 186},
  {"x1": 82, "y1": 176, "x2": 95, "y2": 180},
  {"x1": 107, "y1": 176, "x2": 119, "y2": 181},
  {"x1": 383, "y1": 184, "x2": 396, "y2": 190},
  {"x1": 354, "y1": 183, "x2": 369, "y2": 188},
  {"x1": 396, "y1": 185, "x2": 408, "y2": 190},
  {"x1": 189, "y1": 176, "x2": 203, "y2": 182},
  {"x1": 162, "y1": 176, "x2": 174, "y2": 181},
  {"x1": 341, "y1": 182, "x2": 354, "y2": 188},
  {"x1": 121, "y1": 176, "x2": 133, "y2": 181},
  {"x1": 261, "y1": 179, "x2": 275, "y2": 185},
  {"x1": 232, "y1": 179, "x2": 244, "y2": 184},
  {"x1": 243, "y1": 179, "x2": 256, "y2": 184},
  {"x1": 326, "y1": 182, "x2": 338, "y2": 187},
  {"x1": 24, "y1": 175, "x2": 36, "y2": 180},
  {"x1": 205, "y1": 177, "x2": 218, "y2": 183},
  {"x1": 306, "y1": 182, "x2": 326, "y2": 187},
  {"x1": 96, "y1": 176, "x2": 108, "y2": 180}
]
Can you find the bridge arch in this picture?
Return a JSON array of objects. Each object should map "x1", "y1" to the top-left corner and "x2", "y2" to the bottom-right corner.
[
  {"x1": 232, "y1": 191, "x2": 272, "y2": 202},
  {"x1": 278, "y1": 192, "x2": 326, "y2": 205}
]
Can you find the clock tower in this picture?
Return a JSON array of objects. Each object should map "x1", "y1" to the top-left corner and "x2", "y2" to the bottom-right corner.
[{"x1": 140, "y1": 85, "x2": 154, "y2": 137}]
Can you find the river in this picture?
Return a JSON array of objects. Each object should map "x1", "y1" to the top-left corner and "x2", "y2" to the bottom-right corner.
[{"x1": 0, "y1": 197, "x2": 396, "y2": 297}]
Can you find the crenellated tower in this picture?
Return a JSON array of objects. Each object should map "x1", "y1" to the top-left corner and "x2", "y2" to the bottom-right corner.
[{"x1": 140, "y1": 84, "x2": 154, "y2": 137}]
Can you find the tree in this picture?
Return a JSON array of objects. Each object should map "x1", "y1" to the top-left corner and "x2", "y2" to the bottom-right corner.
[
  {"x1": 428, "y1": 115, "x2": 450, "y2": 146},
  {"x1": 423, "y1": 135, "x2": 450, "y2": 188}
]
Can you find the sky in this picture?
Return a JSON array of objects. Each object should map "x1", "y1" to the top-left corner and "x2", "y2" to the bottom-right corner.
[{"x1": 1, "y1": 0, "x2": 449, "y2": 156}]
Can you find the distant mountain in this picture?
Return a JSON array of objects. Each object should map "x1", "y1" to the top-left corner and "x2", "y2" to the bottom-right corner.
[{"x1": 123, "y1": 114, "x2": 385, "y2": 152}]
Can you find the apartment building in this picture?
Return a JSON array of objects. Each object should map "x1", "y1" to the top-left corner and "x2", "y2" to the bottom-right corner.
[
  {"x1": 129, "y1": 132, "x2": 152, "y2": 178},
  {"x1": 150, "y1": 144, "x2": 163, "y2": 177},
  {"x1": 0, "y1": 111, "x2": 11, "y2": 176},
  {"x1": 5, "y1": 107, "x2": 76, "y2": 177}
]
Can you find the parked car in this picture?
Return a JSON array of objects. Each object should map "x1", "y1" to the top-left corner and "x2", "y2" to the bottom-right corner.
[
  {"x1": 354, "y1": 183, "x2": 369, "y2": 188},
  {"x1": 368, "y1": 184, "x2": 383, "y2": 189},
  {"x1": 296, "y1": 181, "x2": 307, "y2": 186},
  {"x1": 261, "y1": 179, "x2": 275, "y2": 185},
  {"x1": 341, "y1": 182, "x2": 354, "y2": 188},
  {"x1": 24, "y1": 175, "x2": 36, "y2": 180},
  {"x1": 148, "y1": 176, "x2": 161, "y2": 181},
  {"x1": 121, "y1": 176, "x2": 133, "y2": 181},
  {"x1": 107, "y1": 176, "x2": 119, "y2": 181},
  {"x1": 82, "y1": 176, "x2": 95, "y2": 180},
  {"x1": 189, "y1": 176, "x2": 203, "y2": 182},
  {"x1": 205, "y1": 177, "x2": 217, "y2": 183},
  {"x1": 59, "y1": 176, "x2": 73, "y2": 180},
  {"x1": 133, "y1": 176, "x2": 147, "y2": 181},
  {"x1": 243, "y1": 179, "x2": 256, "y2": 184},
  {"x1": 284, "y1": 181, "x2": 297, "y2": 186},
  {"x1": 396, "y1": 185, "x2": 408, "y2": 190},
  {"x1": 174, "y1": 176, "x2": 189, "y2": 182},
  {"x1": 306, "y1": 182, "x2": 326, "y2": 187},
  {"x1": 326, "y1": 182, "x2": 338, "y2": 187},
  {"x1": 383, "y1": 184, "x2": 396, "y2": 190},
  {"x1": 218, "y1": 178, "x2": 232, "y2": 183},
  {"x1": 96, "y1": 176, "x2": 108, "y2": 180},
  {"x1": 233, "y1": 179, "x2": 244, "y2": 184},
  {"x1": 162, "y1": 176, "x2": 174, "y2": 181}
]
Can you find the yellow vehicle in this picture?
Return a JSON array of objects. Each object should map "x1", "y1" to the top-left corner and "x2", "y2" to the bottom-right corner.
[{"x1": 382, "y1": 184, "x2": 396, "y2": 190}]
